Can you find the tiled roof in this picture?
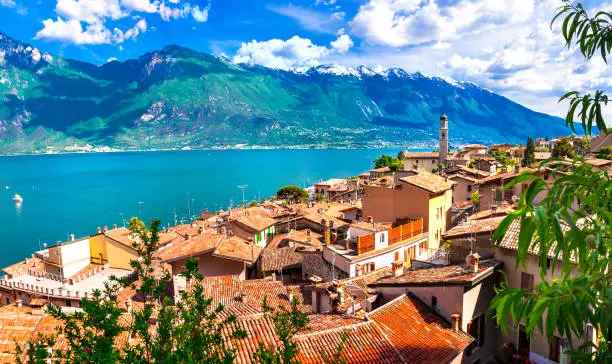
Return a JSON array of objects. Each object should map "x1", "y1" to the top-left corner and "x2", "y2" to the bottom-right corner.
[
  {"x1": 402, "y1": 151, "x2": 439, "y2": 158},
  {"x1": 370, "y1": 260, "x2": 502, "y2": 287},
  {"x1": 213, "y1": 236, "x2": 263, "y2": 264},
  {"x1": 452, "y1": 200, "x2": 474, "y2": 210},
  {"x1": 155, "y1": 230, "x2": 223, "y2": 262},
  {"x1": 259, "y1": 247, "x2": 303, "y2": 272},
  {"x1": 400, "y1": 172, "x2": 454, "y2": 194},
  {"x1": 2, "y1": 256, "x2": 45, "y2": 277},
  {"x1": 444, "y1": 216, "x2": 505, "y2": 238},
  {"x1": 370, "y1": 167, "x2": 391, "y2": 173},
  {"x1": 105, "y1": 227, "x2": 179, "y2": 248},
  {"x1": 463, "y1": 144, "x2": 487, "y2": 149},
  {"x1": 350, "y1": 221, "x2": 392, "y2": 232},
  {"x1": 448, "y1": 174, "x2": 478, "y2": 183},
  {"x1": 295, "y1": 321, "x2": 404, "y2": 363},
  {"x1": 470, "y1": 205, "x2": 514, "y2": 220},
  {"x1": 231, "y1": 211, "x2": 277, "y2": 232},
  {"x1": 476, "y1": 169, "x2": 527, "y2": 185},
  {"x1": 287, "y1": 229, "x2": 324, "y2": 249},
  {"x1": 584, "y1": 157, "x2": 612, "y2": 167},
  {"x1": 367, "y1": 294, "x2": 473, "y2": 363}
]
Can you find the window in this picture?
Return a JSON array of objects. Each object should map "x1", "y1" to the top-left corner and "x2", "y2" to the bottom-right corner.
[
  {"x1": 5, "y1": 298, "x2": 8, "y2": 305},
  {"x1": 431, "y1": 296, "x2": 437, "y2": 309},
  {"x1": 466, "y1": 315, "x2": 486, "y2": 356},
  {"x1": 521, "y1": 272, "x2": 534, "y2": 291},
  {"x1": 65, "y1": 300, "x2": 71, "y2": 307},
  {"x1": 549, "y1": 336, "x2": 561, "y2": 362},
  {"x1": 467, "y1": 184, "x2": 472, "y2": 192},
  {"x1": 495, "y1": 189, "x2": 503, "y2": 202},
  {"x1": 394, "y1": 251, "x2": 399, "y2": 261},
  {"x1": 380, "y1": 233, "x2": 385, "y2": 243}
]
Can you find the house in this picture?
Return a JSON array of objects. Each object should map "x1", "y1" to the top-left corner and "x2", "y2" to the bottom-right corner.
[
  {"x1": 494, "y1": 219, "x2": 595, "y2": 363},
  {"x1": 313, "y1": 179, "x2": 347, "y2": 200},
  {"x1": 155, "y1": 228, "x2": 263, "y2": 299},
  {"x1": 443, "y1": 216, "x2": 505, "y2": 262},
  {"x1": 448, "y1": 174, "x2": 478, "y2": 204},
  {"x1": 257, "y1": 247, "x2": 303, "y2": 282},
  {"x1": 362, "y1": 171, "x2": 454, "y2": 248},
  {"x1": 508, "y1": 146, "x2": 526, "y2": 161},
  {"x1": 534, "y1": 151, "x2": 552, "y2": 161},
  {"x1": 401, "y1": 151, "x2": 440, "y2": 172},
  {"x1": 445, "y1": 165, "x2": 491, "y2": 179},
  {"x1": 588, "y1": 132, "x2": 612, "y2": 153},
  {"x1": 219, "y1": 208, "x2": 277, "y2": 247},
  {"x1": 490, "y1": 143, "x2": 517, "y2": 152},
  {"x1": 474, "y1": 158, "x2": 501, "y2": 174},
  {"x1": 368, "y1": 166, "x2": 392, "y2": 178},
  {"x1": 536, "y1": 138, "x2": 553, "y2": 150},
  {"x1": 318, "y1": 218, "x2": 443, "y2": 279},
  {"x1": 463, "y1": 143, "x2": 488, "y2": 155},
  {"x1": 476, "y1": 169, "x2": 525, "y2": 211},
  {"x1": 285, "y1": 229, "x2": 324, "y2": 251},
  {"x1": 584, "y1": 157, "x2": 612, "y2": 176},
  {"x1": 369, "y1": 259, "x2": 503, "y2": 364}
]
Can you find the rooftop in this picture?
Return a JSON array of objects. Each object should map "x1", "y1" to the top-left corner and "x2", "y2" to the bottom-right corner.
[
  {"x1": 400, "y1": 172, "x2": 455, "y2": 194},
  {"x1": 369, "y1": 166, "x2": 391, "y2": 173},
  {"x1": 444, "y1": 216, "x2": 505, "y2": 238},
  {"x1": 402, "y1": 151, "x2": 439, "y2": 159},
  {"x1": 366, "y1": 294, "x2": 473, "y2": 363},
  {"x1": 105, "y1": 226, "x2": 178, "y2": 248},
  {"x1": 213, "y1": 235, "x2": 263, "y2": 264},
  {"x1": 584, "y1": 157, "x2": 612, "y2": 167},
  {"x1": 463, "y1": 143, "x2": 488, "y2": 149},
  {"x1": 155, "y1": 230, "x2": 223, "y2": 263},
  {"x1": 287, "y1": 229, "x2": 324, "y2": 250},
  {"x1": 370, "y1": 259, "x2": 502, "y2": 287},
  {"x1": 349, "y1": 220, "x2": 392, "y2": 233},
  {"x1": 259, "y1": 247, "x2": 303, "y2": 272},
  {"x1": 230, "y1": 209, "x2": 277, "y2": 232},
  {"x1": 476, "y1": 169, "x2": 526, "y2": 185}
]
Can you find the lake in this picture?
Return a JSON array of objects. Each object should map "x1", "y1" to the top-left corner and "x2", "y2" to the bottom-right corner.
[{"x1": 0, "y1": 149, "x2": 402, "y2": 269}]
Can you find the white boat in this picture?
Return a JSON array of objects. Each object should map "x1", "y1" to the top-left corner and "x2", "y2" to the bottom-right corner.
[{"x1": 12, "y1": 194, "x2": 23, "y2": 203}]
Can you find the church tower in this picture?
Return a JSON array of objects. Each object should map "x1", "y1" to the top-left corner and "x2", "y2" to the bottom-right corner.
[{"x1": 439, "y1": 113, "x2": 448, "y2": 164}]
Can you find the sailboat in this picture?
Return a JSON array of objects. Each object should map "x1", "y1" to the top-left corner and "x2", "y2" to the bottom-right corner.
[{"x1": 12, "y1": 194, "x2": 23, "y2": 203}]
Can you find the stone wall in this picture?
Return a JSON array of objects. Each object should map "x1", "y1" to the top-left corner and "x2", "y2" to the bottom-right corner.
[
  {"x1": 447, "y1": 234, "x2": 494, "y2": 263},
  {"x1": 302, "y1": 252, "x2": 348, "y2": 282}
]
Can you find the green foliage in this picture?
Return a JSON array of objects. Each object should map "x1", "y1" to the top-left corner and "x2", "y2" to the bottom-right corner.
[
  {"x1": 253, "y1": 297, "x2": 310, "y2": 364},
  {"x1": 534, "y1": 146, "x2": 550, "y2": 152},
  {"x1": 490, "y1": 4, "x2": 611, "y2": 363},
  {"x1": 552, "y1": 138, "x2": 576, "y2": 159},
  {"x1": 469, "y1": 190, "x2": 479, "y2": 204},
  {"x1": 522, "y1": 137, "x2": 535, "y2": 166},
  {"x1": 276, "y1": 185, "x2": 309, "y2": 204},
  {"x1": 491, "y1": 149, "x2": 515, "y2": 167},
  {"x1": 574, "y1": 137, "x2": 590, "y2": 155},
  {"x1": 248, "y1": 200, "x2": 259, "y2": 207},
  {"x1": 553, "y1": 3, "x2": 611, "y2": 135},
  {"x1": 595, "y1": 146, "x2": 612, "y2": 160},
  {"x1": 315, "y1": 194, "x2": 326, "y2": 202},
  {"x1": 373, "y1": 154, "x2": 403, "y2": 172}
]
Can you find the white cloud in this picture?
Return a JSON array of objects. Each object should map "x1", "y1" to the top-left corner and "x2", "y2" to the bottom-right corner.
[
  {"x1": 233, "y1": 33, "x2": 354, "y2": 69},
  {"x1": 268, "y1": 4, "x2": 344, "y2": 34},
  {"x1": 0, "y1": 0, "x2": 16, "y2": 7},
  {"x1": 35, "y1": 18, "x2": 113, "y2": 44},
  {"x1": 351, "y1": 0, "x2": 535, "y2": 47},
  {"x1": 106, "y1": 57, "x2": 118, "y2": 62},
  {"x1": 190, "y1": 4, "x2": 210, "y2": 22},
  {"x1": 55, "y1": 0, "x2": 125, "y2": 24},
  {"x1": 121, "y1": 0, "x2": 157, "y2": 13}
]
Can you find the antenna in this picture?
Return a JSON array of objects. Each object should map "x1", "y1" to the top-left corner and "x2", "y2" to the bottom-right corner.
[{"x1": 237, "y1": 185, "x2": 248, "y2": 206}]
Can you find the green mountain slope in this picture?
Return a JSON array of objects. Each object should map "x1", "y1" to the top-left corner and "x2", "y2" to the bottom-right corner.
[{"x1": 0, "y1": 33, "x2": 569, "y2": 153}]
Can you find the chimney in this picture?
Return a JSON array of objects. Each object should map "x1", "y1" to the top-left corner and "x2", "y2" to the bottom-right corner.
[
  {"x1": 321, "y1": 218, "x2": 326, "y2": 227},
  {"x1": 113, "y1": 224, "x2": 117, "y2": 230},
  {"x1": 198, "y1": 227, "x2": 204, "y2": 234},
  {"x1": 96, "y1": 226, "x2": 102, "y2": 234},
  {"x1": 184, "y1": 234, "x2": 189, "y2": 240},
  {"x1": 451, "y1": 313, "x2": 461, "y2": 331},
  {"x1": 392, "y1": 260, "x2": 404, "y2": 277},
  {"x1": 191, "y1": 221, "x2": 196, "y2": 228},
  {"x1": 367, "y1": 216, "x2": 373, "y2": 224},
  {"x1": 103, "y1": 226, "x2": 108, "y2": 233},
  {"x1": 70, "y1": 234, "x2": 75, "y2": 242}
]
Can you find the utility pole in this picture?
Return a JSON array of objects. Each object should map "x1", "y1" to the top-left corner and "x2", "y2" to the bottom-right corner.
[
  {"x1": 237, "y1": 185, "x2": 248, "y2": 206},
  {"x1": 137, "y1": 201, "x2": 144, "y2": 219}
]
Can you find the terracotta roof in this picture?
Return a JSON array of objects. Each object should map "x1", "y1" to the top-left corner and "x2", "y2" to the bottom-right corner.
[
  {"x1": 448, "y1": 174, "x2": 478, "y2": 183},
  {"x1": 400, "y1": 172, "x2": 454, "y2": 194},
  {"x1": 231, "y1": 212, "x2": 277, "y2": 232},
  {"x1": 453, "y1": 200, "x2": 474, "y2": 210},
  {"x1": 447, "y1": 165, "x2": 490, "y2": 178},
  {"x1": 260, "y1": 248, "x2": 303, "y2": 272},
  {"x1": 584, "y1": 157, "x2": 612, "y2": 167},
  {"x1": 327, "y1": 184, "x2": 349, "y2": 192},
  {"x1": 370, "y1": 167, "x2": 391, "y2": 173},
  {"x1": 2, "y1": 256, "x2": 45, "y2": 277},
  {"x1": 213, "y1": 236, "x2": 263, "y2": 264},
  {"x1": 444, "y1": 216, "x2": 505, "y2": 238},
  {"x1": 155, "y1": 230, "x2": 223, "y2": 262},
  {"x1": 370, "y1": 260, "x2": 502, "y2": 287},
  {"x1": 105, "y1": 227, "x2": 178, "y2": 248},
  {"x1": 470, "y1": 205, "x2": 514, "y2": 220},
  {"x1": 367, "y1": 294, "x2": 473, "y2": 363},
  {"x1": 295, "y1": 321, "x2": 404, "y2": 363},
  {"x1": 476, "y1": 169, "x2": 526, "y2": 185},
  {"x1": 287, "y1": 229, "x2": 324, "y2": 249},
  {"x1": 402, "y1": 151, "x2": 439, "y2": 158},
  {"x1": 463, "y1": 144, "x2": 487, "y2": 149}
]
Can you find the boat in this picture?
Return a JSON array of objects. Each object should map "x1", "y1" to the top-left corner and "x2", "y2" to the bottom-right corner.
[{"x1": 12, "y1": 194, "x2": 23, "y2": 203}]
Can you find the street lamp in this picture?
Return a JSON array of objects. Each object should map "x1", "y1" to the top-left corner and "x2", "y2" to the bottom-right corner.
[
  {"x1": 137, "y1": 201, "x2": 144, "y2": 219},
  {"x1": 237, "y1": 185, "x2": 248, "y2": 206}
]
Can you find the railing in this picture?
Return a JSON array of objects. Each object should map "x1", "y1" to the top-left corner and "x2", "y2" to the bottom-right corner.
[
  {"x1": 0, "y1": 278, "x2": 92, "y2": 299},
  {"x1": 417, "y1": 247, "x2": 450, "y2": 265},
  {"x1": 356, "y1": 218, "x2": 424, "y2": 255}
]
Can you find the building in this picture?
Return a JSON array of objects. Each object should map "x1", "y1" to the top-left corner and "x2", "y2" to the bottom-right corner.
[
  {"x1": 257, "y1": 247, "x2": 303, "y2": 282},
  {"x1": 318, "y1": 218, "x2": 442, "y2": 278},
  {"x1": 368, "y1": 166, "x2": 392, "y2": 178},
  {"x1": 473, "y1": 158, "x2": 501, "y2": 174},
  {"x1": 448, "y1": 174, "x2": 478, "y2": 204},
  {"x1": 443, "y1": 216, "x2": 505, "y2": 262},
  {"x1": 370, "y1": 259, "x2": 503, "y2": 364},
  {"x1": 401, "y1": 151, "x2": 440, "y2": 171},
  {"x1": 219, "y1": 208, "x2": 277, "y2": 247},
  {"x1": 494, "y1": 219, "x2": 595, "y2": 363},
  {"x1": 462, "y1": 143, "x2": 488, "y2": 155},
  {"x1": 313, "y1": 179, "x2": 347, "y2": 200},
  {"x1": 362, "y1": 171, "x2": 454, "y2": 248},
  {"x1": 490, "y1": 143, "x2": 517, "y2": 152},
  {"x1": 440, "y1": 113, "x2": 449, "y2": 163},
  {"x1": 476, "y1": 169, "x2": 525, "y2": 211}
]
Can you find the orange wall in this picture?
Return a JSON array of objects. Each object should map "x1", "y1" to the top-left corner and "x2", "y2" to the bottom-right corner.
[{"x1": 362, "y1": 184, "x2": 430, "y2": 229}]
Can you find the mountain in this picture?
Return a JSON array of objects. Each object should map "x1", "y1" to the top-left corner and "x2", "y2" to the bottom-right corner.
[{"x1": 0, "y1": 32, "x2": 569, "y2": 154}]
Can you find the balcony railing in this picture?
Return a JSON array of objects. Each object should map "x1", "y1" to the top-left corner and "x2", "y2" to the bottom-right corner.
[{"x1": 417, "y1": 247, "x2": 450, "y2": 265}]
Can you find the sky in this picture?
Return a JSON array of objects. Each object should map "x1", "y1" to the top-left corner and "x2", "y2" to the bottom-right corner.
[{"x1": 0, "y1": 0, "x2": 610, "y2": 121}]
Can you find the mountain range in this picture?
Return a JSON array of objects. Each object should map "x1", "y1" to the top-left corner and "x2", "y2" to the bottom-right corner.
[{"x1": 0, "y1": 32, "x2": 569, "y2": 154}]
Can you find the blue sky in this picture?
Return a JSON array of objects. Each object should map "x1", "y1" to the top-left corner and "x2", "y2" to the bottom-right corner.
[{"x1": 1, "y1": 0, "x2": 610, "y2": 120}]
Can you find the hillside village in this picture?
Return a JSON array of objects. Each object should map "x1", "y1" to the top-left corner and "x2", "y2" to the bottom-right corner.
[{"x1": 0, "y1": 114, "x2": 610, "y2": 363}]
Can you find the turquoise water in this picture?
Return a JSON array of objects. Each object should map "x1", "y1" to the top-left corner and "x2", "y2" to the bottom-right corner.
[{"x1": 0, "y1": 149, "x2": 401, "y2": 269}]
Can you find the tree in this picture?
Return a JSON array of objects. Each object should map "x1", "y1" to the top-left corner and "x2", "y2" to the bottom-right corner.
[
  {"x1": 522, "y1": 137, "x2": 535, "y2": 166},
  {"x1": 491, "y1": 149, "x2": 515, "y2": 167},
  {"x1": 469, "y1": 190, "x2": 479, "y2": 205},
  {"x1": 551, "y1": 138, "x2": 575, "y2": 159},
  {"x1": 248, "y1": 200, "x2": 259, "y2": 207},
  {"x1": 315, "y1": 194, "x2": 325, "y2": 202},
  {"x1": 574, "y1": 137, "x2": 590, "y2": 155},
  {"x1": 276, "y1": 185, "x2": 309, "y2": 204},
  {"x1": 596, "y1": 146, "x2": 612, "y2": 160},
  {"x1": 489, "y1": 2, "x2": 611, "y2": 363},
  {"x1": 373, "y1": 154, "x2": 403, "y2": 172}
]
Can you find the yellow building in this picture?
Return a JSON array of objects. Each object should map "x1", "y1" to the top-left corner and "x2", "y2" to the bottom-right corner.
[{"x1": 89, "y1": 228, "x2": 141, "y2": 270}]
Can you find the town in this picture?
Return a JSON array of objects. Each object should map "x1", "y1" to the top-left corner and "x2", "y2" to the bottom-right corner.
[{"x1": 0, "y1": 114, "x2": 609, "y2": 363}]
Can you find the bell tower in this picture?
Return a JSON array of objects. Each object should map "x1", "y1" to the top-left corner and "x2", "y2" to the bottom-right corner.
[{"x1": 439, "y1": 113, "x2": 448, "y2": 164}]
